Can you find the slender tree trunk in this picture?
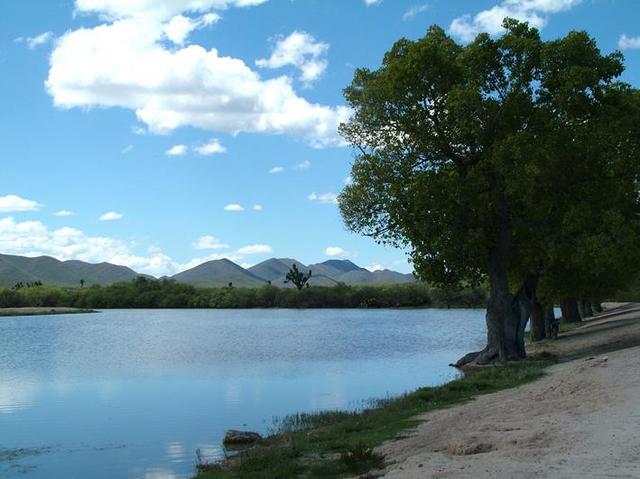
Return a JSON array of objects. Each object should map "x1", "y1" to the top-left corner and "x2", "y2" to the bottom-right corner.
[
  {"x1": 560, "y1": 298, "x2": 581, "y2": 323},
  {"x1": 543, "y1": 305, "x2": 557, "y2": 338},
  {"x1": 530, "y1": 300, "x2": 546, "y2": 342},
  {"x1": 577, "y1": 300, "x2": 587, "y2": 319},
  {"x1": 583, "y1": 301, "x2": 594, "y2": 318}
]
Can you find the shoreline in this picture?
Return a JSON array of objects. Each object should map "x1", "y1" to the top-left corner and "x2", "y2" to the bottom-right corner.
[
  {"x1": 194, "y1": 303, "x2": 640, "y2": 478},
  {"x1": 0, "y1": 307, "x2": 97, "y2": 317}
]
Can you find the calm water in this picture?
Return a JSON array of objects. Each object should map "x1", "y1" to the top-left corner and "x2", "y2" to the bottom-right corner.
[{"x1": 0, "y1": 308, "x2": 486, "y2": 479}]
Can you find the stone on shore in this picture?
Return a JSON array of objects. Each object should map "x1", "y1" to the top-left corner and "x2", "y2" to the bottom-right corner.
[{"x1": 223, "y1": 430, "x2": 262, "y2": 446}]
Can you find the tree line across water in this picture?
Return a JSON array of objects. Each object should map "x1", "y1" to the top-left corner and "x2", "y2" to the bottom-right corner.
[{"x1": 0, "y1": 277, "x2": 487, "y2": 309}]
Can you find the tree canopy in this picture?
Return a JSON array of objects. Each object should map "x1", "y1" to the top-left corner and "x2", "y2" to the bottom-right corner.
[{"x1": 339, "y1": 19, "x2": 640, "y2": 364}]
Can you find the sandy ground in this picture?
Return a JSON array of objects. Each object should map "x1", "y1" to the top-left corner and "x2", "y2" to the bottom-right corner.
[
  {"x1": 0, "y1": 307, "x2": 95, "y2": 316},
  {"x1": 376, "y1": 304, "x2": 640, "y2": 479}
]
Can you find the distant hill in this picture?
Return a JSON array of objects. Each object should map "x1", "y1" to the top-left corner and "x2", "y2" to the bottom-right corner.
[
  {"x1": 248, "y1": 258, "x2": 308, "y2": 282},
  {"x1": 172, "y1": 258, "x2": 268, "y2": 287},
  {"x1": 0, "y1": 253, "x2": 414, "y2": 289},
  {"x1": 0, "y1": 253, "x2": 142, "y2": 287}
]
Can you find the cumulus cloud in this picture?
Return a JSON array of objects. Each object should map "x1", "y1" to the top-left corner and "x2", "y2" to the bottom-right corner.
[
  {"x1": 619, "y1": 34, "x2": 640, "y2": 50},
  {"x1": 163, "y1": 12, "x2": 220, "y2": 45},
  {"x1": 308, "y1": 192, "x2": 338, "y2": 204},
  {"x1": 256, "y1": 31, "x2": 329, "y2": 86},
  {"x1": 166, "y1": 144, "x2": 188, "y2": 156},
  {"x1": 224, "y1": 203, "x2": 244, "y2": 211},
  {"x1": 236, "y1": 244, "x2": 272, "y2": 255},
  {"x1": 194, "y1": 138, "x2": 226, "y2": 155},
  {"x1": 99, "y1": 211, "x2": 123, "y2": 221},
  {"x1": 324, "y1": 246, "x2": 356, "y2": 258},
  {"x1": 449, "y1": 0, "x2": 582, "y2": 42},
  {"x1": 269, "y1": 166, "x2": 284, "y2": 174},
  {"x1": 46, "y1": 1, "x2": 350, "y2": 148},
  {"x1": 364, "y1": 0, "x2": 381, "y2": 5},
  {"x1": 294, "y1": 160, "x2": 311, "y2": 170},
  {"x1": 252, "y1": 204, "x2": 263, "y2": 211},
  {"x1": 73, "y1": 0, "x2": 268, "y2": 21},
  {"x1": 193, "y1": 235, "x2": 229, "y2": 250},
  {"x1": 0, "y1": 216, "x2": 176, "y2": 276},
  {"x1": 54, "y1": 210, "x2": 75, "y2": 217},
  {"x1": 16, "y1": 31, "x2": 53, "y2": 49},
  {"x1": 0, "y1": 215, "x2": 271, "y2": 276},
  {"x1": 0, "y1": 195, "x2": 41, "y2": 212}
]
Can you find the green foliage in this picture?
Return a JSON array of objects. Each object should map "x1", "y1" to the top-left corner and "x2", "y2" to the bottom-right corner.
[
  {"x1": 339, "y1": 19, "x2": 640, "y2": 302},
  {"x1": 194, "y1": 360, "x2": 551, "y2": 479},
  {"x1": 0, "y1": 278, "x2": 486, "y2": 309}
]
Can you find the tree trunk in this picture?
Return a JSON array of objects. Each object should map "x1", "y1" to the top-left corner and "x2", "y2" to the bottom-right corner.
[
  {"x1": 530, "y1": 300, "x2": 546, "y2": 342},
  {"x1": 577, "y1": 300, "x2": 587, "y2": 319},
  {"x1": 543, "y1": 305, "x2": 558, "y2": 339},
  {"x1": 453, "y1": 185, "x2": 536, "y2": 368},
  {"x1": 560, "y1": 298, "x2": 581, "y2": 323},
  {"x1": 583, "y1": 301, "x2": 594, "y2": 318},
  {"x1": 453, "y1": 249, "x2": 537, "y2": 367}
]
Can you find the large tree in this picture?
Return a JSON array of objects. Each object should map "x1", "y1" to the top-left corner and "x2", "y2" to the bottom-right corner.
[{"x1": 339, "y1": 20, "x2": 640, "y2": 366}]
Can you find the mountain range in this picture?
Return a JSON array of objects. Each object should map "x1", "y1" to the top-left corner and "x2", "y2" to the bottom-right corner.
[{"x1": 0, "y1": 253, "x2": 414, "y2": 288}]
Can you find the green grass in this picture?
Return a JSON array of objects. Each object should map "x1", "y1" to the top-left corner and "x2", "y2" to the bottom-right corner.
[{"x1": 194, "y1": 359, "x2": 552, "y2": 479}]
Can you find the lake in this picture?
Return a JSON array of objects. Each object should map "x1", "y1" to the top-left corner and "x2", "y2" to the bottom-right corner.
[{"x1": 0, "y1": 308, "x2": 486, "y2": 479}]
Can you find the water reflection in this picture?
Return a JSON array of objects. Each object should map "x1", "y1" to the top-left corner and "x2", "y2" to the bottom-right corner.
[{"x1": 0, "y1": 308, "x2": 486, "y2": 478}]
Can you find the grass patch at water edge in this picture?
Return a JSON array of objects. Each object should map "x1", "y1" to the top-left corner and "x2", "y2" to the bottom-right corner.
[{"x1": 194, "y1": 359, "x2": 552, "y2": 479}]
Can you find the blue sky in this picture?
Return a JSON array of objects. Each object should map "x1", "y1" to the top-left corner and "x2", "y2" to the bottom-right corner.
[{"x1": 1, "y1": 0, "x2": 639, "y2": 276}]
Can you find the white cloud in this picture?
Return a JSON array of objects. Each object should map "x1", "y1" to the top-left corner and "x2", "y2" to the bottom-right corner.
[
  {"x1": 325, "y1": 246, "x2": 345, "y2": 257},
  {"x1": 121, "y1": 144, "x2": 133, "y2": 154},
  {"x1": 224, "y1": 203, "x2": 244, "y2": 211},
  {"x1": 99, "y1": 211, "x2": 123, "y2": 221},
  {"x1": 16, "y1": 31, "x2": 53, "y2": 49},
  {"x1": 256, "y1": 31, "x2": 329, "y2": 86},
  {"x1": 73, "y1": 0, "x2": 268, "y2": 21},
  {"x1": 449, "y1": 0, "x2": 582, "y2": 42},
  {"x1": 0, "y1": 216, "x2": 176, "y2": 276},
  {"x1": 402, "y1": 4, "x2": 429, "y2": 21},
  {"x1": 236, "y1": 244, "x2": 272, "y2": 255},
  {"x1": 619, "y1": 34, "x2": 640, "y2": 50},
  {"x1": 366, "y1": 263, "x2": 384, "y2": 272},
  {"x1": 294, "y1": 160, "x2": 311, "y2": 170},
  {"x1": 194, "y1": 138, "x2": 226, "y2": 155},
  {"x1": 132, "y1": 125, "x2": 147, "y2": 135},
  {"x1": 0, "y1": 195, "x2": 41, "y2": 212},
  {"x1": 269, "y1": 166, "x2": 284, "y2": 174},
  {"x1": 54, "y1": 210, "x2": 75, "y2": 217},
  {"x1": 166, "y1": 144, "x2": 188, "y2": 156},
  {"x1": 46, "y1": 2, "x2": 350, "y2": 148},
  {"x1": 163, "y1": 13, "x2": 220, "y2": 45},
  {"x1": 193, "y1": 235, "x2": 229, "y2": 250},
  {"x1": 324, "y1": 246, "x2": 357, "y2": 258},
  {"x1": 252, "y1": 204, "x2": 263, "y2": 211},
  {"x1": 0, "y1": 215, "x2": 272, "y2": 277},
  {"x1": 364, "y1": 0, "x2": 381, "y2": 5},
  {"x1": 308, "y1": 192, "x2": 338, "y2": 204}
]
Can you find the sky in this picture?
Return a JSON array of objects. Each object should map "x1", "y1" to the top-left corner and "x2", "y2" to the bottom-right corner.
[{"x1": 1, "y1": 0, "x2": 639, "y2": 277}]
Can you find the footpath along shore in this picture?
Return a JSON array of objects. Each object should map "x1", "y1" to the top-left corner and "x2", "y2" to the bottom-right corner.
[{"x1": 376, "y1": 303, "x2": 640, "y2": 479}]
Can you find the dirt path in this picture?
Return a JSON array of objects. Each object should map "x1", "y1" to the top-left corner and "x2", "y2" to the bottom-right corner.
[{"x1": 377, "y1": 305, "x2": 640, "y2": 479}]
